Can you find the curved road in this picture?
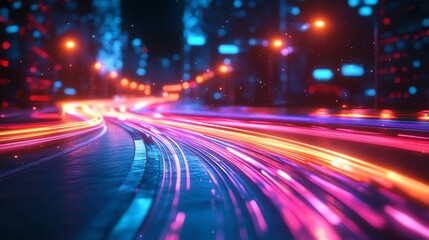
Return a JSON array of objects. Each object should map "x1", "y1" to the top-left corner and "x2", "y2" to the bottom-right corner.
[{"x1": 0, "y1": 98, "x2": 428, "y2": 239}]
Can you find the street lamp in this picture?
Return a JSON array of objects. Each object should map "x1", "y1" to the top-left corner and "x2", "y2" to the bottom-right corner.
[
  {"x1": 65, "y1": 39, "x2": 76, "y2": 50},
  {"x1": 90, "y1": 62, "x2": 103, "y2": 98},
  {"x1": 272, "y1": 38, "x2": 284, "y2": 48},
  {"x1": 94, "y1": 62, "x2": 103, "y2": 70},
  {"x1": 109, "y1": 71, "x2": 118, "y2": 79},
  {"x1": 314, "y1": 20, "x2": 326, "y2": 28},
  {"x1": 138, "y1": 84, "x2": 145, "y2": 91},
  {"x1": 182, "y1": 82, "x2": 190, "y2": 89},
  {"x1": 267, "y1": 38, "x2": 285, "y2": 104},
  {"x1": 219, "y1": 64, "x2": 229, "y2": 73},
  {"x1": 121, "y1": 78, "x2": 129, "y2": 86}
]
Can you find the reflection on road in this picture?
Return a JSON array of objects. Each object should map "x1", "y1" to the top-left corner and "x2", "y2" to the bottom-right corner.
[{"x1": 1, "y1": 97, "x2": 428, "y2": 239}]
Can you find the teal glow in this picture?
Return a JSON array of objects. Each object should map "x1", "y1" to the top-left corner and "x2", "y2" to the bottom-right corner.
[
  {"x1": 187, "y1": 35, "x2": 206, "y2": 46},
  {"x1": 184, "y1": 63, "x2": 191, "y2": 71},
  {"x1": 53, "y1": 81, "x2": 62, "y2": 92},
  {"x1": 218, "y1": 29, "x2": 226, "y2": 36},
  {"x1": 233, "y1": 0, "x2": 242, "y2": 8},
  {"x1": 291, "y1": 7, "x2": 300, "y2": 15},
  {"x1": 423, "y1": 18, "x2": 429, "y2": 27},
  {"x1": 358, "y1": 6, "x2": 373, "y2": 16},
  {"x1": 0, "y1": 8, "x2": 8, "y2": 21},
  {"x1": 115, "y1": 60, "x2": 123, "y2": 69},
  {"x1": 341, "y1": 64, "x2": 364, "y2": 77},
  {"x1": 182, "y1": 73, "x2": 190, "y2": 80},
  {"x1": 218, "y1": 44, "x2": 240, "y2": 54},
  {"x1": 64, "y1": 88, "x2": 76, "y2": 96},
  {"x1": 138, "y1": 60, "x2": 146, "y2": 67},
  {"x1": 132, "y1": 38, "x2": 141, "y2": 47},
  {"x1": 12, "y1": 2, "x2": 22, "y2": 9},
  {"x1": 53, "y1": 81, "x2": 62, "y2": 88},
  {"x1": 412, "y1": 60, "x2": 421, "y2": 68},
  {"x1": 6, "y1": 25, "x2": 19, "y2": 34},
  {"x1": 365, "y1": 88, "x2": 376, "y2": 97},
  {"x1": 363, "y1": 0, "x2": 378, "y2": 5},
  {"x1": 213, "y1": 92, "x2": 222, "y2": 100},
  {"x1": 348, "y1": 0, "x2": 359, "y2": 7},
  {"x1": 136, "y1": 68, "x2": 146, "y2": 76},
  {"x1": 409, "y1": 86, "x2": 417, "y2": 95},
  {"x1": 300, "y1": 23, "x2": 310, "y2": 32},
  {"x1": 313, "y1": 69, "x2": 334, "y2": 81},
  {"x1": 161, "y1": 58, "x2": 170, "y2": 67},
  {"x1": 33, "y1": 30, "x2": 41, "y2": 38},
  {"x1": 248, "y1": 38, "x2": 257, "y2": 46}
]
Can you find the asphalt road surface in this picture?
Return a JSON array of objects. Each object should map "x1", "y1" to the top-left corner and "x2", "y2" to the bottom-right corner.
[{"x1": 1, "y1": 98, "x2": 428, "y2": 239}]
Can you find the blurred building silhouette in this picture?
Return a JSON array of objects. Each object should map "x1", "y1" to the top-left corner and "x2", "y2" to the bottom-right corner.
[
  {"x1": 181, "y1": 0, "x2": 429, "y2": 110},
  {"x1": 2, "y1": 0, "x2": 428, "y2": 110},
  {"x1": 182, "y1": 0, "x2": 374, "y2": 108},
  {"x1": 0, "y1": 0, "x2": 96, "y2": 109},
  {"x1": 377, "y1": 0, "x2": 429, "y2": 110},
  {"x1": 182, "y1": 0, "x2": 291, "y2": 106},
  {"x1": 93, "y1": 0, "x2": 123, "y2": 76},
  {"x1": 0, "y1": 1, "x2": 55, "y2": 109}
]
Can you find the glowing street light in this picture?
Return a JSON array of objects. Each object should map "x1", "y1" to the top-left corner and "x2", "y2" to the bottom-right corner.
[
  {"x1": 219, "y1": 64, "x2": 230, "y2": 73},
  {"x1": 109, "y1": 71, "x2": 118, "y2": 79},
  {"x1": 94, "y1": 62, "x2": 103, "y2": 70},
  {"x1": 65, "y1": 40, "x2": 76, "y2": 49},
  {"x1": 121, "y1": 78, "x2": 129, "y2": 86},
  {"x1": 272, "y1": 39, "x2": 284, "y2": 48},
  {"x1": 182, "y1": 82, "x2": 190, "y2": 89},
  {"x1": 196, "y1": 75, "x2": 203, "y2": 83},
  {"x1": 144, "y1": 85, "x2": 151, "y2": 95},
  {"x1": 314, "y1": 19, "x2": 326, "y2": 28}
]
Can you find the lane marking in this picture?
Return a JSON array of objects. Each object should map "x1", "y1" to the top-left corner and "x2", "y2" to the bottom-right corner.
[{"x1": 108, "y1": 139, "x2": 151, "y2": 240}]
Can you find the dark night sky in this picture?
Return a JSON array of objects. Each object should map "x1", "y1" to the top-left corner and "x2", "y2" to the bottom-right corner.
[
  {"x1": 120, "y1": 0, "x2": 371, "y2": 59},
  {"x1": 121, "y1": 0, "x2": 184, "y2": 57}
]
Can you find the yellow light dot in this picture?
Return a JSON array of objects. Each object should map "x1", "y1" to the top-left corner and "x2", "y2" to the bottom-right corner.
[
  {"x1": 219, "y1": 65, "x2": 228, "y2": 73},
  {"x1": 110, "y1": 71, "x2": 118, "y2": 79},
  {"x1": 65, "y1": 40, "x2": 75, "y2": 49},
  {"x1": 121, "y1": 78, "x2": 129, "y2": 86},
  {"x1": 272, "y1": 39, "x2": 283, "y2": 48},
  {"x1": 315, "y1": 20, "x2": 325, "y2": 28},
  {"x1": 94, "y1": 62, "x2": 102, "y2": 70},
  {"x1": 182, "y1": 82, "x2": 190, "y2": 89}
]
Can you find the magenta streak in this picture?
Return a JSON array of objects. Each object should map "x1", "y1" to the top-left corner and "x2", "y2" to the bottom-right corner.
[
  {"x1": 385, "y1": 205, "x2": 429, "y2": 239},
  {"x1": 246, "y1": 200, "x2": 268, "y2": 234}
]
